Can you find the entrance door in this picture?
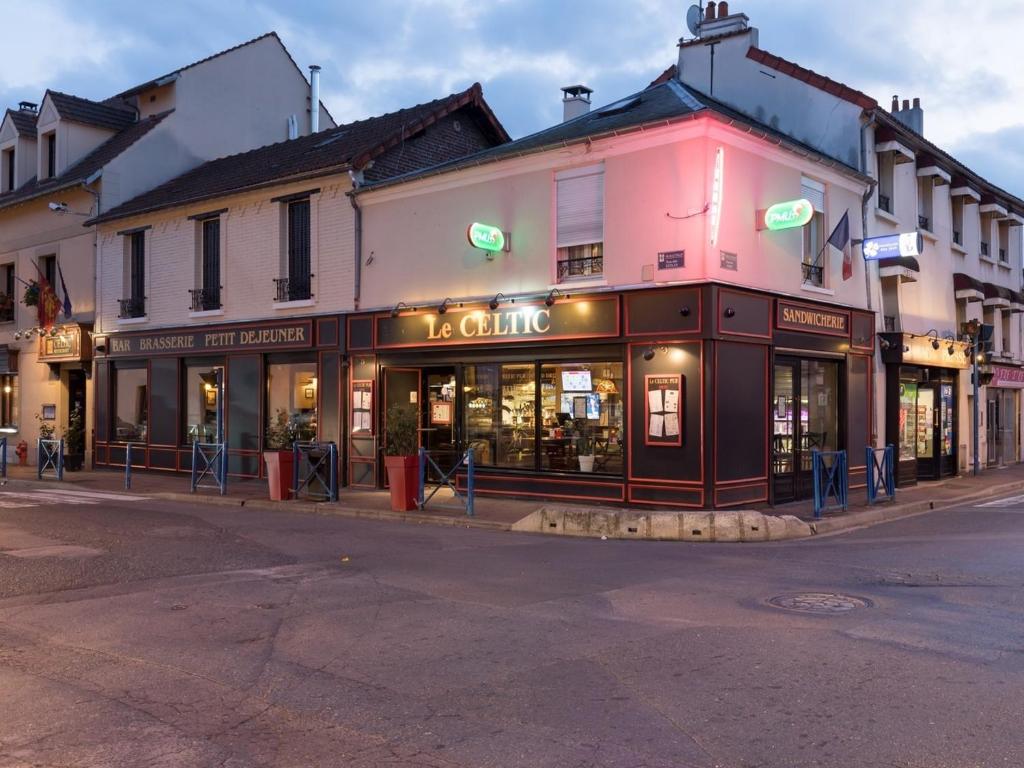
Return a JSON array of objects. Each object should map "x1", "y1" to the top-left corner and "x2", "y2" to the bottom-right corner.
[
  {"x1": 772, "y1": 357, "x2": 842, "y2": 503},
  {"x1": 422, "y1": 367, "x2": 460, "y2": 475},
  {"x1": 916, "y1": 383, "x2": 940, "y2": 479}
]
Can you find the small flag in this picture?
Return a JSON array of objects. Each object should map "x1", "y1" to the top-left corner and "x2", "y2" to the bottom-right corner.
[
  {"x1": 57, "y1": 260, "x2": 73, "y2": 319},
  {"x1": 827, "y1": 210, "x2": 852, "y2": 280},
  {"x1": 33, "y1": 263, "x2": 61, "y2": 330}
]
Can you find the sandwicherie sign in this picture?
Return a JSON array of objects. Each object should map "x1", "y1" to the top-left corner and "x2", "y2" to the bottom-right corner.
[{"x1": 96, "y1": 320, "x2": 313, "y2": 357}]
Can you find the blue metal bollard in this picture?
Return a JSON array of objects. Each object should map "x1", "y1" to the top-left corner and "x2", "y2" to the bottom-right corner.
[
  {"x1": 125, "y1": 443, "x2": 133, "y2": 489},
  {"x1": 417, "y1": 447, "x2": 426, "y2": 508},
  {"x1": 465, "y1": 446, "x2": 474, "y2": 517}
]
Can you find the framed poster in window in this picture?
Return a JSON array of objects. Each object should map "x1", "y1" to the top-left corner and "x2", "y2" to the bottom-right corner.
[
  {"x1": 644, "y1": 374, "x2": 682, "y2": 446},
  {"x1": 430, "y1": 400, "x2": 452, "y2": 425},
  {"x1": 351, "y1": 379, "x2": 374, "y2": 434}
]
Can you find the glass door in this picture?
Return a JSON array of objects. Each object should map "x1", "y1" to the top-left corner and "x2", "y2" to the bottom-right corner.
[
  {"x1": 772, "y1": 359, "x2": 799, "y2": 503},
  {"x1": 916, "y1": 383, "x2": 939, "y2": 479},
  {"x1": 423, "y1": 367, "x2": 460, "y2": 475}
]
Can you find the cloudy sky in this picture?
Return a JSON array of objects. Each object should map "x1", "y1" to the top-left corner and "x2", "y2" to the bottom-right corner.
[{"x1": 3, "y1": 0, "x2": 1022, "y2": 192}]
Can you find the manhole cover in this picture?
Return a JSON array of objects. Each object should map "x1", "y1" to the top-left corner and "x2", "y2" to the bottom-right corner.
[{"x1": 767, "y1": 592, "x2": 872, "y2": 614}]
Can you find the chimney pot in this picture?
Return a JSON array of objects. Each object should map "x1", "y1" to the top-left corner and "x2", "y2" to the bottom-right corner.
[
  {"x1": 561, "y1": 84, "x2": 593, "y2": 122},
  {"x1": 891, "y1": 95, "x2": 899, "y2": 112},
  {"x1": 902, "y1": 99, "x2": 910, "y2": 110},
  {"x1": 705, "y1": 1, "x2": 716, "y2": 20},
  {"x1": 912, "y1": 97, "x2": 920, "y2": 109},
  {"x1": 718, "y1": 1, "x2": 729, "y2": 17}
]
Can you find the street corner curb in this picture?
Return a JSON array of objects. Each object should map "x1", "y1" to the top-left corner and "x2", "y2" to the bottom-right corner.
[{"x1": 151, "y1": 492, "x2": 247, "y2": 507}]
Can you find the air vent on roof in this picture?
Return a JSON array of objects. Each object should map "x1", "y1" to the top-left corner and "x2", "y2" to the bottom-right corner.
[
  {"x1": 315, "y1": 131, "x2": 348, "y2": 148},
  {"x1": 595, "y1": 95, "x2": 641, "y2": 117}
]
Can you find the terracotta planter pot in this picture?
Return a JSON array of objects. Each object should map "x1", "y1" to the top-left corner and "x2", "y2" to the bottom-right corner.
[
  {"x1": 384, "y1": 454, "x2": 419, "y2": 511},
  {"x1": 263, "y1": 450, "x2": 295, "y2": 501}
]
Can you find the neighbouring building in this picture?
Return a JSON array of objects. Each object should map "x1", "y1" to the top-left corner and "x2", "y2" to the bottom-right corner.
[
  {"x1": 674, "y1": 1, "x2": 1024, "y2": 485},
  {"x1": 85, "y1": 85, "x2": 508, "y2": 477},
  {"x1": 0, "y1": 32, "x2": 335, "y2": 466}
]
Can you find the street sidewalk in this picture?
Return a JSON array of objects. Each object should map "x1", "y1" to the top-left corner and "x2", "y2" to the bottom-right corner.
[{"x1": 5, "y1": 462, "x2": 1024, "y2": 539}]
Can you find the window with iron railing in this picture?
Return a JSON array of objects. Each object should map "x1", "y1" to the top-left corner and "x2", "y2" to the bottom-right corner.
[
  {"x1": 918, "y1": 214, "x2": 930, "y2": 231},
  {"x1": 276, "y1": 199, "x2": 312, "y2": 301},
  {"x1": 555, "y1": 164, "x2": 604, "y2": 283},
  {"x1": 876, "y1": 151, "x2": 894, "y2": 215},
  {"x1": 883, "y1": 315, "x2": 896, "y2": 332},
  {"x1": 1000, "y1": 248, "x2": 1008, "y2": 263},
  {"x1": 119, "y1": 230, "x2": 146, "y2": 318},
  {"x1": 878, "y1": 194, "x2": 892, "y2": 213},
  {"x1": 981, "y1": 241, "x2": 990, "y2": 257},
  {"x1": 556, "y1": 243, "x2": 603, "y2": 282},
  {"x1": 191, "y1": 216, "x2": 221, "y2": 311},
  {"x1": 0, "y1": 263, "x2": 14, "y2": 322},
  {"x1": 953, "y1": 230, "x2": 962, "y2": 246}
]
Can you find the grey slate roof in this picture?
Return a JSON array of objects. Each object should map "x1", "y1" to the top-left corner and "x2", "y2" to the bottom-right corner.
[
  {"x1": 47, "y1": 91, "x2": 135, "y2": 131},
  {"x1": 361, "y1": 79, "x2": 871, "y2": 194},
  {"x1": 0, "y1": 111, "x2": 170, "y2": 211},
  {"x1": 88, "y1": 84, "x2": 509, "y2": 225},
  {"x1": 5, "y1": 108, "x2": 37, "y2": 137}
]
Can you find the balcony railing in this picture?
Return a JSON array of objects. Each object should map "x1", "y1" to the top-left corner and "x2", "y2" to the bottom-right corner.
[
  {"x1": 981, "y1": 241, "x2": 990, "y2": 257},
  {"x1": 801, "y1": 262, "x2": 824, "y2": 287},
  {"x1": 878, "y1": 194, "x2": 892, "y2": 213},
  {"x1": 918, "y1": 214, "x2": 930, "y2": 231},
  {"x1": 556, "y1": 255, "x2": 603, "y2": 282},
  {"x1": 189, "y1": 287, "x2": 222, "y2": 312},
  {"x1": 118, "y1": 297, "x2": 145, "y2": 319},
  {"x1": 999, "y1": 247, "x2": 1008, "y2": 263},
  {"x1": 953, "y1": 230, "x2": 962, "y2": 245},
  {"x1": 274, "y1": 275, "x2": 311, "y2": 302}
]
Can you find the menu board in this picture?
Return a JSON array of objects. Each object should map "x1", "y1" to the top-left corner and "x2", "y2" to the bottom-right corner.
[
  {"x1": 561, "y1": 370, "x2": 592, "y2": 392},
  {"x1": 351, "y1": 380, "x2": 374, "y2": 434},
  {"x1": 430, "y1": 400, "x2": 452, "y2": 425},
  {"x1": 645, "y1": 374, "x2": 682, "y2": 446}
]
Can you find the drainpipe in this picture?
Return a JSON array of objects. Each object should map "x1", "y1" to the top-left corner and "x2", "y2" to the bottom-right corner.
[
  {"x1": 80, "y1": 177, "x2": 100, "y2": 471},
  {"x1": 859, "y1": 113, "x2": 879, "y2": 448},
  {"x1": 348, "y1": 169, "x2": 363, "y2": 311}
]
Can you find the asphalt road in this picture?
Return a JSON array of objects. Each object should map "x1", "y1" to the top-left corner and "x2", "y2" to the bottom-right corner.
[{"x1": 0, "y1": 486, "x2": 1022, "y2": 768}]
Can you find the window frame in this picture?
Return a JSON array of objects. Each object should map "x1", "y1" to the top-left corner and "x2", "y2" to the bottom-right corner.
[
  {"x1": 46, "y1": 132, "x2": 56, "y2": 178},
  {"x1": 2, "y1": 147, "x2": 13, "y2": 192},
  {"x1": 555, "y1": 163, "x2": 605, "y2": 283},
  {"x1": 800, "y1": 176, "x2": 827, "y2": 288},
  {"x1": 876, "y1": 151, "x2": 894, "y2": 214}
]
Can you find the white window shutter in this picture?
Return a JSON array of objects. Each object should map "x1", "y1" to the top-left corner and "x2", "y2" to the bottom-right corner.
[
  {"x1": 556, "y1": 164, "x2": 604, "y2": 247},
  {"x1": 801, "y1": 176, "x2": 825, "y2": 213}
]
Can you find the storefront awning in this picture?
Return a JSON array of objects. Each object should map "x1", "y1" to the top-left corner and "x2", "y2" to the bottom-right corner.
[
  {"x1": 983, "y1": 282, "x2": 1012, "y2": 308},
  {"x1": 878, "y1": 256, "x2": 919, "y2": 283},
  {"x1": 879, "y1": 332, "x2": 972, "y2": 370},
  {"x1": 953, "y1": 272, "x2": 985, "y2": 302}
]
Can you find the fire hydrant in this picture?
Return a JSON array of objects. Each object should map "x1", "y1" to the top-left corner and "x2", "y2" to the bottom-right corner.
[{"x1": 15, "y1": 440, "x2": 28, "y2": 466}]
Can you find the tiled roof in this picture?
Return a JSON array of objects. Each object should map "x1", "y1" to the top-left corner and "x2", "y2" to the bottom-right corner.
[
  {"x1": 648, "y1": 64, "x2": 678, "y2": 87},
  {"x1": 746, "y1": 47, "x2": 877, "y2": 110},
  {"x1": 0, "y1": 111, "x2": 170, "y2": 212},
  {"x1": 6, "y1": 108, "x2": 37, "y2": 137},
  {"x1": 89, "y1": 84, "x2": 508, "y2": 225},
  {"x1": 47, "y1": 91, "x2": 135, "y2": 131},
  {"x1": 361, "y1": 79, "x2": 870, "y2": 194}
]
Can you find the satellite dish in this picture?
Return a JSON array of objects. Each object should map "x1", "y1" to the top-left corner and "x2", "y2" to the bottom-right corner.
[{"x1": 686, "y1": 4, "x2": 703, "y2": 37}]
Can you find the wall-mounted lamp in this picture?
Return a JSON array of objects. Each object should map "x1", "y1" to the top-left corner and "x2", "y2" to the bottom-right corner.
[
  {"x1": 545, "y1": 288, "x2": 567, "y2": 307},
  {"x1": 438, "y1": 297, "x2": 453, "y2": 315},
  {"x1": 489, "y1": 292, "x2": 513, "y2": 310},
  {"x1": 390, "y1": 301, "x2": 413, "y2": 318},
  {"x1": 642, "y1": 345, "x2": 667, "y2": 362},
  {"x1": 12, "y1": 332, "x2": 20, "y2": 341},
  {"x1": 679, "y1": 306, "x2": 690, "y2": 317},
  {"x1": 879, "y1": 338, "x2": 891, "y2": 350},
  {"x1": 924, "y1": 328, "x2": 941, "y2": 350}
]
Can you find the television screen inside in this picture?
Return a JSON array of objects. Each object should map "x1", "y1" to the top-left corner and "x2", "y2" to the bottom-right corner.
[{"x1": 561, "y1": 370, "x2": 592, "y2": 392}]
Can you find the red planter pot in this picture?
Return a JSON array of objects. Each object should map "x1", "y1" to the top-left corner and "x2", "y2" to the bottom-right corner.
[
  {"x1": 384, "y1": 455, "x2": 419, "y2": 512},
  {"x1": 263, "y1": 450, "x2": 294, "y2": 501}
]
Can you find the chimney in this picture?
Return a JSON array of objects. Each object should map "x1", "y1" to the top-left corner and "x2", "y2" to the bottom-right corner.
[
  {"x1": 891, "y1": 95, "x2": 924, "y2": 135},
  {"x1": 561, "y1": 85, "x2": 593, "y2": 122},
  {"x1": 891, "y1": 94, "x2": 899, "y2": 112},
  {"x1": 700, "y1": 1, "x2": 750, "y2": 37},
  {"x1": 309, "y1": 65, "x2": 321, "y2": 134},
  {"x1": 17, "y1": 101, "x2": 37, "y2": 114}
]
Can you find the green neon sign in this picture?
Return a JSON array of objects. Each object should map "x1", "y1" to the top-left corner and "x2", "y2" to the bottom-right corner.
[
  {"x1": 467, "y1": 222, "x2": 505, "y2": 252},
  {"x1": 764, "y1": 198, "x2": 814, "y2": 231}
]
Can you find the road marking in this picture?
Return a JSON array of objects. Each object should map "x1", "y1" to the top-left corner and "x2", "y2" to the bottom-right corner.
[
  {"x1": 0, "y1": 489, "x2": 148, "y2": 507},
  {"x1": 34, "y1": 489, "x2": 149, "y2": 503},
  {"x1": 974, "y1": 494, "x2": 1024, "y2": 508}
]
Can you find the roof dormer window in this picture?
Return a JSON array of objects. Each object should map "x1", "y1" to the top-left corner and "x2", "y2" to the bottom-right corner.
[
  {"x1": 45, "y1": 131, "x2": 56, "y2": 178},
  {"x1": 2, "y1": 148, "x2": 12, "y2": 193}
]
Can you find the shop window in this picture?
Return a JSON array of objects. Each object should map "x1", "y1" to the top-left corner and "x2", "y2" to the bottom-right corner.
[
  {"x1": 801, "y1": 177, "x2": 826, "y2": 287},
  {"x1": 113, "y1": 366, "x2": 148, "y2": 441},
  {"x1": 876, "y1": 152, "x2": 894, "y2": 214},
  {"x1": 184, "y1": 363, "x2": 223, "y2": 443},
  {"x1": 462, "y1": 361, "x2": 623, "y2": 474},
  {"x1": 898, "y1": 381, "x2": 917, "y2": 461},
  {"x1": 556, "y1": 164, "x2": 604, "y2": 282},
  {"x1": 265, "y1": 360, "x2": 317, "y2": 448},
  {"x1": 0, "y1": 374, "x2": 17, "y2": 430}
]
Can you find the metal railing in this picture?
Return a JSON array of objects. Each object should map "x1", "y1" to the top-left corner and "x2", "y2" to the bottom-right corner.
[
  {"x1": 801, "y1": 262, "x2": 824, "y2": 286},
  {"x1": 556, "y1": 255, "x2": 603, "y2": 282},
  {"x1": 38, "y1": 438, "x2": 64, "y2": 480},
  {"x1": 418, "y1": 446, "x2": 475, "y2": 516},
  {"x1": 878, "y1": 194, "x2": 891, "y2": 213},
  {"x1": 953, "y1": 230, "x2": 962, "y2": 245},
  {"x1": 125, "y1": 443, "x2": 139, "y2": 489},
  {"x1": 866, "y1": 445, "x2": 895, "y2": 504},
  {"x1": 999, "y1": 247, "x2": 1008, "y2": 263},
  {"x1": 190, "y1": 440, "x2": 226, "y2": 495},
  {"x1": 291, "y1": 441, "x2": 338, "y2": 501},
  {"x1": 189, "y1": 287, "x2": 221, "y2": 312},
  {"x1": 981, "y1": 241, "x2": 990, "y2": 257},
  {"x1": 811, "y1": 449, "x2": 847, "y2": 519},
  {"x1": 0, "y1": 436, "x2": 6, "y2": 481},
  {"x1": 917, "y1": 214, "x2": 930, "y2": 231},
  {"x1": 118, "y1": 297, "x2": 145, "y2": 318},
  {"x1": 274, "y1": 276, "x2": 311, "y2": 302}
]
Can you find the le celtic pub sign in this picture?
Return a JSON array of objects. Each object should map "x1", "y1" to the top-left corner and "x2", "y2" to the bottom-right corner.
[
  {"x1": 97, "y1": 320, "x2": 313, "y2": 357},
  {"x1": 376, "y1": 296, "x2": 619, "y2": 348}
]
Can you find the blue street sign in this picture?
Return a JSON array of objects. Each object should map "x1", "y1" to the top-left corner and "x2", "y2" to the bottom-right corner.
[{"x1": 861, "y1": 232, "x2": 923, "y2": 260}]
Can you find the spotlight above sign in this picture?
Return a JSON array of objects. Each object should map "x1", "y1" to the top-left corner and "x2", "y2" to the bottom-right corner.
[
  {"x1": 756, "y1": 198, "x2": 814, "y2": 231},
  {"x1": 860, "y1": 232, "x2": 923, "y2": 260},
  {"x1": 467, "y1": 222, "x2": 510, "y2": 255}
]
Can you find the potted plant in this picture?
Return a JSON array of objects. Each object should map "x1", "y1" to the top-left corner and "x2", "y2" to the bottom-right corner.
[
  {"x1": 263, "y1": 408, "x2": 297, "y2": 501},
  {"x1": 384, "y1": 403, "x2": 419, "y2": 511},
  {"x1": 63, "y1": 404, "x2": 85, "y2": 471},
  {"x1": 574, "y1": 417, "x2": 595, "y2": 472},
  {"x1": 22, "y1": 280, "x2": 40, "y2": 308},
  {"x1": 36, "y1": 413, "x2": 55, "y2": 441}
]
